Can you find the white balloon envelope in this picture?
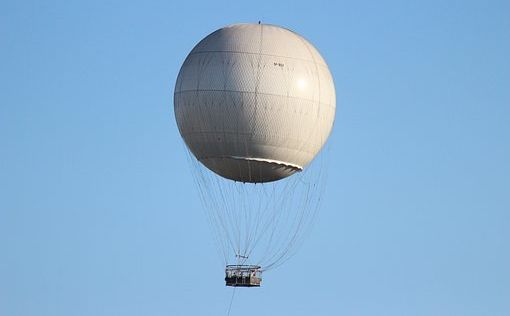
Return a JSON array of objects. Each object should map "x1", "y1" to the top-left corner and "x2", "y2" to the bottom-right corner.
[{"x1": 174, "y1": 23, "x2": 336, "y2": 183}]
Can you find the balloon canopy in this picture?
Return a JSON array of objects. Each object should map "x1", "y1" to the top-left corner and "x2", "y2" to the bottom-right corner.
[{"x1": 174, "y1": 23, "x2": 336, "y2": 183}]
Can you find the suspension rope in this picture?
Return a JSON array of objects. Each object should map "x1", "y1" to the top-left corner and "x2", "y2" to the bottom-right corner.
[{"x1": 226, "y1": 287, "x2": 236, "y2": 316}]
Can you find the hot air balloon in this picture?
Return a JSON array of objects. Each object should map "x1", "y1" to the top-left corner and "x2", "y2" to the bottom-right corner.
[{"x1": 174, "y1": 23, "x2": 335, "y2": 287}]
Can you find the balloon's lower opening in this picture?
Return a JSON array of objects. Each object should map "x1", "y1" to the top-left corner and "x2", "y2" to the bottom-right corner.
[{"x1": 200, "y1": 156, "x2": 303, "y2": 183}]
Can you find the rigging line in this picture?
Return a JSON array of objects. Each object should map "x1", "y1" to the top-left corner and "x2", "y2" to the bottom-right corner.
[
  {"x1": 234, "y1": 183, "x2": 242, "y2": 261},
  {"x1": 269, "y1": 170, "x2": 316, "y2": 262},
  {"x1": 260, "y1": 171, "x2": 314, "y2": 268},
  {"x1": 236, "y1": 183, "x2": 245, "y2": 262},
  {"x1": 267, "y1": 196, "x2": 322, "y2": 271},
  {"x1": 260, "y1": 200, "x2": 302, "y2": 268},
  {"x1": 190, "y1": 165, "x2": 228, "y2": 262},
  {"x1": 243, "y1": 179, "x2": 267, "y2": 258},
  {"x1": 186, "y1": 149, "x2": 227, "y2": 265},
  {"x1": 251, "y1": 186, "x2": 290, "y2": 264},
  {"x1": 250, "y1": 174, "x2": 297, "y2": 251},
  {"x1": 263, "y1": 160, "x2": 326, "y2": 270},
  {"x1": 255, "y1": 173, "x2": 302, "y2": 262},
  {"x1": 250, "y1": 193, "x2": 283, "y2": 264},
  {"x1": 241, "y1": 185, "x2": 252, "y2": 258},
  {"x1": 243, "y1": 184, "x2": 263, "y2": 253},
  {"x1": 285, "y1": 154, "x2": 327, "y2": 252},
  {"x1": 194, "y1": 162, "x2": 234, "y2": 264},
  {"x1": 232, "y1": 183, "x2": 242, "y2": 254},
  {"x1": 251, "y1": 183, "x2": 270, "y2": 255},
  {"x1": 242, "y1": 183, "x2": 251, "y2": 259},
  {"x1": 264, "y1": 195, "x2": 319, "y2": 271},
  {"x1": 226, "y1": 287, "x2": 236, "y2": 316},
  {"x1": 240, "y1": 183, "x2": 259, "y2": 261},
  {"x1": 263, "y1": 198, "x2": 309, "y2": 270},
  {"x1": 214, "y1": 176, "x2": 240, "y2": 258},
  {"x1": 229, "y1": 184, "x2": 241, "y2": 257},
  {"x1": 244, "y1": 183, "x2": 273, "y2": 257},
  {"x1": 197, "y1": 165, "x2": 238, "y2": 258},
  {"x1": 202, "y1": 173, "x2": 231, "y2": 253},
  {"x1": 246, "y1": 182, "x2": 261, "y2": 254},
  {"x1": 232, "y1": 182, "x2": 245, "y2": 262},
  {"x1": 227, "y1": 179, "x2": 242, "y2": 258}
]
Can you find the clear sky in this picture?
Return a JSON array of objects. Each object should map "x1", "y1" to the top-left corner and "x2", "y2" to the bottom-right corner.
[{"x1": 1, "y1": 0, "x2": 509, "y2": 315}]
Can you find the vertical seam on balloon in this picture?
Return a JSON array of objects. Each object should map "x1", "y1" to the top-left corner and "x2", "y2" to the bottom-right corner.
[
  {"x1": 297, "y1": 36, "x2": 323, "y2": 161},
  {"x1": 248, "y1": 23, "x2": 264, "y2": 182},
  {"x1": 221, "y1": 53, "x2": 228, "y2": 186}
]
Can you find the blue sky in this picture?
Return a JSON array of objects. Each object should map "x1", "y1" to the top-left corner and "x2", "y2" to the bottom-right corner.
[{"x1": 1, "y1": 0, "x2": 509, "y2": 315}]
